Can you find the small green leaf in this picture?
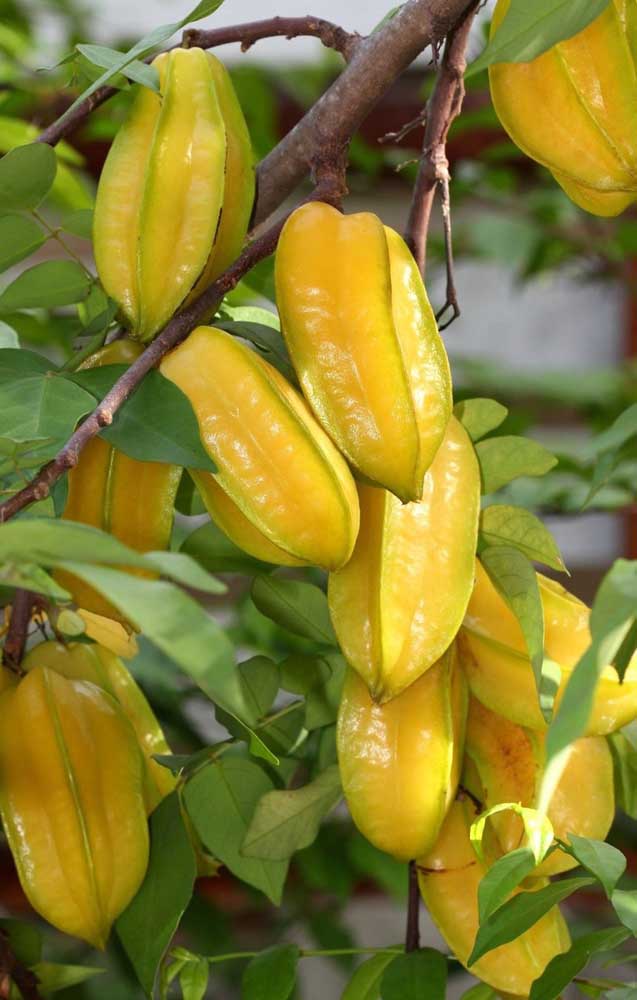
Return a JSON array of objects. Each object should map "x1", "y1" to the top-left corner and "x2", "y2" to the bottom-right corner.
[
  {"x1": 0, "y1": 214, "x2": 46, "y2": 272},
  {"x1": 583, "y1": 403, "x2": 637, "y2": 460},
  {"x1": 480, "y1": 505, "x2": 565, "y2": 571},
  {"x1": 468, "y1": 0, "x2": 610, "y2": 76},
  {"x1": 342, "y1": 951, "x2": 398, "y2": 1000},
  {"x1": 529, "y1": 926, "x2": 631, "y2": 1000},
  {"x1": 0, "y1": 142, "x2": 57, "y2": 212},
  {"x1": 380, "y1": 949, "x2": 447, "y2": 1000},
  {"x1": 242, "y1": 765, "x2": 342, "y2": 861},
  {"x1": 235, "y1": 656, "x2": 280, "y2": 726},
  {"x1": 453, "y1": 397, "x2": 508, "y2": 442},
  {"x1": 117, "y1": 793, "x2": 197, "y2": 998},
  {"x1": 184, "y1": 757, "x2": 288, "y2": 904},
  {"x1": 608, "y1": 732, "x2": 637, "y2": 820},
  {"x1": 60, "y1": 208, "x2": 94, "y2": 239},
  {"x1": 0, "y1": 361, "x2": 95, "y2": 453},
  {"x1": 29, "y1": 962, "x2": 104, "y2": 993},
  {"x1": 459, "y1": 986, "x2": 497, "y2": 1000},
  {"x1": 476, "y1": 436, "x2": 557, "y2": 494},
  {"x1": 179, "y1": 956, "x2": 209, "y2": 1000},
  {"x1": 468, "y1": 877, "x2": 594, "y2": 966},
  {"x1": 0, "y1": 260, "x2": 91, "y2": 311},
  {"x1": 0, "y1": 321, "x2": 18, "y2": 348},
  {"x1": 476, "y1": 847, "x2": 538, "y2": 923},
  {"x1": 562, "y1": 836, "x2": 626, "y2": 898},
  {"x1": 251, "y1": 576, "x2": 337, "y2": 645},
  {"x1": 76, "y1": 45, "x2": 161, "y2": 90},
  {"x1": 612, "y1": 890, "x2": 637, "y2": 934},
  {"x1": 242, "y1": 944, "x2": 300, "y2": 1000}
]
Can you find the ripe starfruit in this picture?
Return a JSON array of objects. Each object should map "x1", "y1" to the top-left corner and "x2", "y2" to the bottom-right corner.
[
  {"x1": 489, "y1": 0, "x2": 637, "y2": 217},
  {"x1": 0, "y1": 666, "x2": 149, "y2": 947},
  {"x1": 463, "y1": 698, "x2": 614, "y2": 876},
  {"x1": 460, "y1": 561, "x2": 637, "y2": 733},
  {"x1": 94, "y1": 48, "x2": 254, "y2": 341},
  {"x1": 275, "y1": 202, "x2": 452, "y2": 502},
  {"x1": 160, "y1": 326, "x2": 359, "y2": 571},
  {"x1": 58, "y1": 339, "x2": 182, "y2": 620},
  {"x1": 418, "y1": 795, "x2": 570, "y2": 995},
  {"x1": 22, "y1": 640, "x2": 175, "y2": 811},
  {"x1": 328, "y1": 416, "x2": 479, "y2": 701},
  {"x1": 337, "y1": 645, "x2": 467, "y2": 861}
]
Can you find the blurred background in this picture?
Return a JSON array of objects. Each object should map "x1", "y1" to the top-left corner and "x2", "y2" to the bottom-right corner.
[{"x1": 0, "y1": 0, "x2": 635, "y2": 996}]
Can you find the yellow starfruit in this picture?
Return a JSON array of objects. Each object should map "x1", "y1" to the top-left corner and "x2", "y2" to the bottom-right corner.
[
  {"x1": 94, "y1": 48, "x2": 254, "y2": 341},
  {"x1": 418, "y1": 795, "x2": 570, "y2": 995},
  {"x1": 275, "y1": 201, "x2": 452, "y2": 502},
  {"x1": 329, "y1": 416, "x2": 480, "y2": 701},
  {"x1": 160, "y1": 326, "x2": 359, "y2": 571},
  {"x1": 460, "y1": 561, "x2": 637, "y2": 733},
  {"x1": 489, "y1": 0, "x2": 637, "y2": 216},
  {"x1": 22, "y1": 640, "x2": 175, "y2": 810},
  {"x1": 0, "y1": 666, "x2": 149, "y2": 947},
  {"x1": 337, "y1": 644, "x2": 467, "y2": 861}
]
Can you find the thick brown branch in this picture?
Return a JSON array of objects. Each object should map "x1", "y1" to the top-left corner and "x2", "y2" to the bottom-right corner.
[
  {"x1": 0, "y1": 930, "x2": 42, "y2": 1000},
  {"x1": 2, "y1": 589, "x2": 38, "y2": 670},
  {"x1": 404, "y1": 2, "x2": 478, "y2": 318},
  {"x1": 0, "y1": 174, "x2": 346, "y2": 525},
  {"x1": 183, "y1": 16, "x2": 361, "y2": 60},
  {"x1": 37, "y1": 14, "x2": 359, "y2": 148}
]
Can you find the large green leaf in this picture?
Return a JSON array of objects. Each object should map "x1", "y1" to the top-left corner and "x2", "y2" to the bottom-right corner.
[
  {"x1": 242, "y1": 765, "x2": 342, "y2": 861},
  {"x1": 184, "y1": 757, "x2": 288, "y2": 904},
  {"x1": 242, "y1": 945, "x2": 300, "y2": 1000},
  {"x1": 476, "y1": 847, "x2": 538, "y2": 924},
  {"x1": 0, "y1": 142, "x2": 57, "y2": 212},
  {"x1": 76, "y1": 44, "x2": 160, "y2": 90},
  {"x1": 562, "y1": 836, "x2": 626, "y2": 898},
  {"x1": 117, "y1": 793, "x2": 197, "y2": 998},
  {"x1": 251, "y1": 576, "x2": 337, "y2": 645},
  {"x1": 476, "y1": 436, "x2": 557, "y2": 494},
  {"x1": 529, "y1": 926, "x2": 631, "y2": 1000},
  {"x1": 453, "y1": 397, "x2": 508, "y2": 442},
  {"x1": 0, "y1": 214, "x2": 46, "y2": 272},
  {"x1": 480, "y1": 505, "x2": 565, "y2": 571},
  {"x1": 341, "y1": 952, "x2": 398, "y2": 1000},
  {"x1": 380, "y1": 949, "x2": 447, "y2": 1000},
  {"x1": 0, "y1": 261, "x2": 91, "y2": 311},
  {"x1": 468, "y1": 0, "x2": 610, "y2": 76}
]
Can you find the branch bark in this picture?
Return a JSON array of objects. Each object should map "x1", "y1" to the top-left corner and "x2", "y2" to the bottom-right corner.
[
  {"x1": 183, "y1": 16, "x2": 361, "y2": 60},
  {"x1": 2, "y1": 589, "x2": 38, "y2": 670},
  {"x1": 404, "y1": 2, "x2": 478, "y2": 324},
  {"x1": 0, "y1": 930, "x2": 42, "y2": 1000}
]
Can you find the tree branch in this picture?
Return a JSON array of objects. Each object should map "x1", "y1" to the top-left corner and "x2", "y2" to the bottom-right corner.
[
  {"x1": 405, "y1": 860, "x2": 421, "y2": 953},
  {"x1": 37, "y1": 14, "x2": 360, "y2": 148},
  {"x1": 404, "y1": 2, "x2": 478, "y2": 325},
  {"x1": 183, "y1": 16, "x2": 361, "y2": 60},
  {"x1": 0, "y1": 930, "x2": 42, "y2": 1000},
  {"x1": 2, "y1": 589, "x2": 39, "y2": 670}
]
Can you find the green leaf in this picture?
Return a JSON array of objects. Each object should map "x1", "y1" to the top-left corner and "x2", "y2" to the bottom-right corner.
[
  {"x1": 0, "y1": 919, "x2": 42, "y2": 966},
  {"x1": 380, "y1": 949, "x2": 447, "y2": 1000},
  {"x1": 562, "y1": 836, "x2": 626, "y2": 898},
  {"x1": 242, "y1": 944, "x2": 300, "y2": 1000},
  {"x1": 480, "y1": 546, "x2": 549, "y2": 716},
  {"x1": 57, "y1": 0, "x2": 226, "y2": 126},
  {"x1": 0, "y1": 143, "x2": 57, "y2": 212},
  {"x1": 459, "y1": 986, "x2": 497, "y2": 1000},
  {"x1": 184, "y1": 757, "x2": 289, "y2": 904},
  {"x1": 609, "y1": 732, "x2": 637, "y2": 820},
  {"x1": 242, "y1": 764, "x2": 342, "y2": 861},
  {"x1": 476, "y1": 436, "x2": 557, "y2": 494},
  {"x1": 0, "y1": 561, "x2": 70, "y2": 599},
  {"x1": 304, "y1": 654, "x2": 346, "y2": 730},
  {"x1": 143, "y1": 551, "x2": 226, "y2": 596},
  {"x1": 60, "y1": 208, "x2": 93, "y2": 240},
  {"x1": 453, "y1": 397, "x2": 508, "y2": 442},
  {"x1": 476, "y1": 847, "x2": 538, "y2": 923},
  {"x1": 180, "y1": 520, "x2": 271, "y2": 575},
  {"x1": 215, "y1": 313, "x2": 296, "y2": 383},
  {"x1": 117, "y1": 793, "x2": 197, "y2": 998},
  {"x1": 468, "y1": 877, "x2": 594, "y2": 966},
  {"x1": 29, "y1": 962, "x2": 104, "y2": 993},
  {"x1": 251, "y1": 576, "x2": 337, "y2": 645},
  {"x1": 0, "y1": 260, "x2": 91, "y2": 311},
  {"x1": 76, "y1": 45, "x2": 161, "y2": 90},
  {"x1": 70, "y1": 367, "x2": 216, "y2": 471},
  {"x1": 235, "y1": 656, "x2": 280, "y2": 726},
  {"x1": 0, "y1": 321, "x2": 18, "y2": 348},
  {"x1": 0, "y1": 355, "x2": 95, "y2": 450},
  {"x1": 342, "y1": 952, "x2": 398, "y2": 1000},
  {"x1": 0, "y1": 214, "x2": 46, "y2": 272},
  {"x1": 480, "y1": 505, "x2": 565, "y2": 571},
  {"x1": 584, "y1": 403, "x2": 637, "y2": 460},
  {"x1": 612, "y1": 890, "x2": 637, "y2": 934},
  {"x1": 529, "y1": 926, "x2": 631, "y2": 1000},
  {"x1": 178, "y1": 957, "x2": 209, "y2": 1000},
  {"x1": 468, "y1": 0, "x2": 610, "y2": 76}
]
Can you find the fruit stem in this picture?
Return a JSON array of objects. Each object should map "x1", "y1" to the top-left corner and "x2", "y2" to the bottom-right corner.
[{"x1": 405, "y1": 859, "x2": 421, "y2": 952}]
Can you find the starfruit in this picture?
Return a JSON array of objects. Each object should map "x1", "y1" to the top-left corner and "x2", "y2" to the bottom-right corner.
[
  {"x1": 275, "y1": 202, "x2": 452, "y2": 502},
  {"x1": 94, "y1": 48, "x2": 254, "y2": 341},
  {"x1": 489, "y1": 0, "x2": 637, "y2": 217},
  {"x1": 0, "y1": 666, "x2": 149, "y2": 947},
  {"x1": 58, "y1": 339, "x2": 182, "y2": 620},
  {"x1": 418, "y1": 795, "x2": 570, "y2": 996},
  {"x1": 337, "y1": 644, "x2": 466, "y2": 861},
  {"x1": 460, "y1": 561, "x2": 637, "y2": 733},
  {"x1": 22, "y1": 640, "x2": 175, "y2": 811},
  {"x1": 160, "y1": 326, "x2": 359, "y2": 571},
  {"x1": 463, "y1": 698, "x2": 614, "y2": 877},
  {"x1": 329, "y1": 416, "x2": 479, "y2": 701}
]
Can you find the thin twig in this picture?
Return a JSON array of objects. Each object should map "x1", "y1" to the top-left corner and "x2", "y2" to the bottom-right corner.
[
  {"x1": 0, "y1": 929, "x2": 42, "y2": 999},
  {"x1": 37, "y1": 14, "x2": 360, "y2": 148},
  {"x1": 2, "y1": 590, "x2": 38, "y2": 670},
  {"x1": 183, "y1": 16, "x2": 361, "y2": 60},
  {"x1": 404, "y1": 2, "x2": 478, "y2": 325},
  {"x1": 405, "y1": 860, "x2": 421, "y2": 953},
  {"x1": 0, "y1": 173, "x2": 346, "y2": 525}
]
